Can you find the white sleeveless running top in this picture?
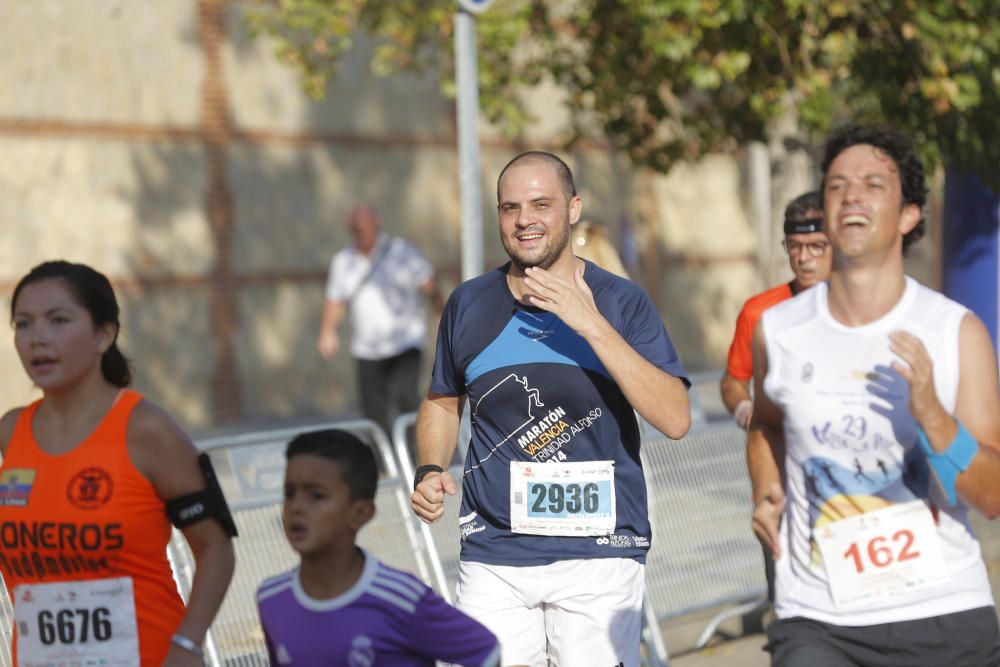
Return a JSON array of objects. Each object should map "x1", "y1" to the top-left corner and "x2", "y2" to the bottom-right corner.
[{"x1": 762, "y1": 276, "x2": 993, "y2": 626}]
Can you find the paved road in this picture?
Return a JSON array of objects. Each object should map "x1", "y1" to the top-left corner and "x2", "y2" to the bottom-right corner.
[{"x1": 665, "y1": 510, "x2": 1000, "y2": 666}]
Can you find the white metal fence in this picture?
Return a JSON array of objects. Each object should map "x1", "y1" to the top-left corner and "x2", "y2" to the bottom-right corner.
[
  {"x1": 391, "y1": 412, "x2": 766, "y2": 667},
  {"x1": 170, "y1": 418, "x2": 434, "y2": 666},
  {"x1": 640, "y1": 424, "x2": 768, "y2": 659},
  {"x1": 0, "y1": 577, "x2": 9, "y2": 667},
  {"x1": 1, "y1": 411, "x2": 765, "y2": 666}
]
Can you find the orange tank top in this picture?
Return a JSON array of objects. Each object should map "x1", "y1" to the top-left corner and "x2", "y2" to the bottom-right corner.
[{"x1": 0, "y1": 390, "x2": 185, "y2": 666}]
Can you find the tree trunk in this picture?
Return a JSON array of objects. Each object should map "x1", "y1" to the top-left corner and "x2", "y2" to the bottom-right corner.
[{"x1": 764, "y1": 92, "x2": 816, "y2": 284}]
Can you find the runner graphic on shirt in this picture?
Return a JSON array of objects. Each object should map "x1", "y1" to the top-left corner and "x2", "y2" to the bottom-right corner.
[
  {"x1": 468, "y1": 373, "x2": 544, "y2": 472},
  {"x1": 800, "y1": 364, "x2": 936, "y2": 569}
]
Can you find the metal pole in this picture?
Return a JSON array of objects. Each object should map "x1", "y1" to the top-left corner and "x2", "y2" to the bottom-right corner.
[
  {"x1": 454, "y1": 8, "x2": 484, "y2": 282},
  {"x1": 747, "y1": 141, "x2": 771, "y2": 281}
]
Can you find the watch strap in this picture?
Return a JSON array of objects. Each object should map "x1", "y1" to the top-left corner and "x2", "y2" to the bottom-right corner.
[{"x1": 413, "y1": 464, "x2": 445, "y2": 491}]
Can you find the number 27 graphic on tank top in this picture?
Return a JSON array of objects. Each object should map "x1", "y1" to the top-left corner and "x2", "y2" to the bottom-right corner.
[
  {"x1": 843, "y1": 530, "x2": 920, "y2": 573},
  {"x1": 37, "y1": 607, "x2": 113, "y2": 645}
]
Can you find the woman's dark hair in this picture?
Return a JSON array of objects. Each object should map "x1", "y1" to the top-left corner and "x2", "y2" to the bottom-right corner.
[
  {"x1": 286, "y1": 429, "x2": 378, "y2": 501},
  {"x1": 821, "y1": 124, "x2": 928, "y2": 252},
  {"x1": 11, "y1": 260, "x2": 132, "y2": 387}
]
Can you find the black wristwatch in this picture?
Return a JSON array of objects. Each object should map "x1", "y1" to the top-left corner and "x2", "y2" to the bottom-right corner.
[{"x1": 413, "y1": 464, "x2": 445, "y2": 491}]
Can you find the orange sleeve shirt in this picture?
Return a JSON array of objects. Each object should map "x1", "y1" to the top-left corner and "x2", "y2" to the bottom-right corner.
[
  {"x1": 725, "y1": 282, "x2": 795, "y2": 381},
  {"x1": 0, "y1": 390, "x2": 185, "y2": 666}
]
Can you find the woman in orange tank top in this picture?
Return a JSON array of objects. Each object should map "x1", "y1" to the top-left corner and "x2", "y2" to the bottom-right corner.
[{"x1": 0, "y1": 261, "x2": 235, "y2": 666}]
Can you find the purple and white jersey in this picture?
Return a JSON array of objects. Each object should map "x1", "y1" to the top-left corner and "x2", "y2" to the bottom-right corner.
[{"x1": 256, "y1": 550, "x2": 500, "y2": 666}]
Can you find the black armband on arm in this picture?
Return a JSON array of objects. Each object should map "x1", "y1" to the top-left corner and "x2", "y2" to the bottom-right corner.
[{"x1": 165, "y1": 453, "x2": 238, "y2": 537}]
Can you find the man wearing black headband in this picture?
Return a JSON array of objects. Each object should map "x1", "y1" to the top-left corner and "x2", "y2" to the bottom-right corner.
[
  {"x1": 748, "y1": 125, "x2": 1000, "y2": 667},
  {"x1": 720, "y1": 191, "x2": 832, "y2": 429}
]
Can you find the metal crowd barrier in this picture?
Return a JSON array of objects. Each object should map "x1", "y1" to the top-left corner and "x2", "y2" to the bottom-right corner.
[
  {"x1": 167, "y1": 417, "x2": 435, "y2": 666},
  {"x1": 0, "y1": 407, "x2": 763, "y2": 667},
  {"x1": 392, "y1": 412, "x2": 671, "y2": 667},
  {"x1": 640, "y1": 423, "x2": 768, "y2": 660},
  {"x1": 0, "y1": 583, "x2": 10, "y2": 667},
  {"x1": 392, "y1": 412, "x2": 460, "y2": 602},
  {"x1": 393, "y1": 410, "x2": 766, "y2": 667},
  {"x1": 0, "y1": 417, "x2": 436, "y2": 667}
]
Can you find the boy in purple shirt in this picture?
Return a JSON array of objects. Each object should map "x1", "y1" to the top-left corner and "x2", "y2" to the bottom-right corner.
[{"x1": 256, "y1": 429, "x2": 500, "y2": 666}]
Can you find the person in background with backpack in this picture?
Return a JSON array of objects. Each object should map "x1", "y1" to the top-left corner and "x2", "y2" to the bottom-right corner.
[{"x1": 317, "y1": 204, "x2": 444, "y2": 441}]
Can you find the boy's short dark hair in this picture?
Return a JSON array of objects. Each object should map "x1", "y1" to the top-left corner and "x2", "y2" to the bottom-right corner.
[
  {"x1": 286, "y1": 429, "x2": 378, "y2": 501},
  {"x1": 820, "y1": 124, "x2": 927, "y2": 252}
]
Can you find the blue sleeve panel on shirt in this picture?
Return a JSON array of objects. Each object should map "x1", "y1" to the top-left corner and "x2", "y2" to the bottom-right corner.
[
  {"x1": 467, "y1": 309, "x2": 609, "y2": 383},
  {"x1": 428, "y1": 262, "x2": 688, "y2": 566}
]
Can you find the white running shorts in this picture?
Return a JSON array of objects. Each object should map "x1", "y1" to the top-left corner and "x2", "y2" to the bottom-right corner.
[{"x1": 456, "y1": 557, "x2": 644, "y2": 667}]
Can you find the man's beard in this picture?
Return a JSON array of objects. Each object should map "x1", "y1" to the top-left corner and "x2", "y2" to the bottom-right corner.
[{"x1": 503, "y1": 216, "x2": 571, "y2": 271}]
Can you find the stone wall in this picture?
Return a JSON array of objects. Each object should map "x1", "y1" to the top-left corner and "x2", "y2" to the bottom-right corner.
[{"x1": 0, "y1": 0, "x2": 938, "y2": 431}]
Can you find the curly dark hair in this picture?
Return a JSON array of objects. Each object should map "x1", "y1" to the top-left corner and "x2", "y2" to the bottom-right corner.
[{"x1": 820, "y1": 125, "x2": 928, "y2": 252}]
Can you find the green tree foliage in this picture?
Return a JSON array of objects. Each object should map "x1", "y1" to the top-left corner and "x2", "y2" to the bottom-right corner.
[{"x1": 247, "y1": 0, "x2": 1000, "y2": 188}]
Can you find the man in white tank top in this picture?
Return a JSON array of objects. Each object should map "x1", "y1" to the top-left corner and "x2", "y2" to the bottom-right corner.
[{"x1": 747, "y1": 124, "x2": 1000, "y2": 667}]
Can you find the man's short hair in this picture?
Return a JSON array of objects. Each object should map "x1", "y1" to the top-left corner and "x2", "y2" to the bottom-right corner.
[
  {"x1": 783, "y1": 191, "x2": 823, "y2": 235},
  {"x1": 497, "y1": 151, "x2": 577, "y2": 202},
  {"x1": 286, "y1": 429, "x2": 377, "y2": 501},
  {"x1": 820, "y1": 124, "x2": 927, "y2": 251}
]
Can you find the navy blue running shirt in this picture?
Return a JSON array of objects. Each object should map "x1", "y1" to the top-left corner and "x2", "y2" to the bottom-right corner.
[{"x1": 431, "y1": 261, "x2": 689, "y2": 566}]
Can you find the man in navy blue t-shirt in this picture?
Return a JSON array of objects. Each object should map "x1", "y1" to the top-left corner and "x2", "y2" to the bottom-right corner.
[{"x1": 411, "y1": 151, "x2": 691, "y2": 667}]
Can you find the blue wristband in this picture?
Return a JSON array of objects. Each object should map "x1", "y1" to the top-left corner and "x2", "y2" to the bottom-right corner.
[{"x1": 916, "y1": 421, "x2": 978, "y2": 506}]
